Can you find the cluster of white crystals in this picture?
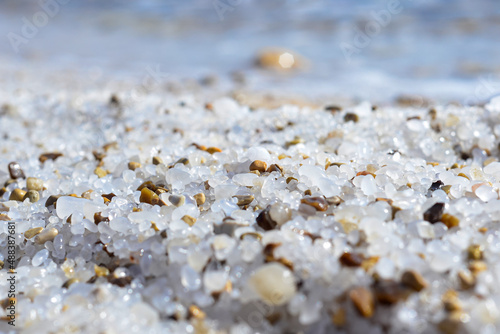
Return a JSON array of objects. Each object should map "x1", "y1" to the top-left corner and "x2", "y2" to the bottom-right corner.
[{"x1": 1, "y1": 91, "x2": 500, "y2": 334}]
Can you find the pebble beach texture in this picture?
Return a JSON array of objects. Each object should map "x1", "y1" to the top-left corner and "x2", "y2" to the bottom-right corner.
[{"x1": 2, "y1": 90, "x2": 500, "y2": 334}]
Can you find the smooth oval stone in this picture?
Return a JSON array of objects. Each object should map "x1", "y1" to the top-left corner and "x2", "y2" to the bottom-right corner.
[{"x1": 249, "y1": 263, "x2": 296, "y2": 306}]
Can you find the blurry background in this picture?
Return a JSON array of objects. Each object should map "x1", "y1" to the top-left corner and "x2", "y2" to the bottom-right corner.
[{"x1": 0, "y1": 0, "x2": 499, "y2": 104}]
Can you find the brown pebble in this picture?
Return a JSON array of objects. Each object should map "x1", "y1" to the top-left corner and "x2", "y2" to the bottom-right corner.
[
  {"x1": 128, "y1": 161, "x2": 141, "y2": 171},
  {"x1": 457, "y1": 270, "x2": 476, "y2": 289},
  {"x1": 9, "y1": 189, "x2": 26, "y2": 201},
  {"x1": 182, "y1": 215, "x2": 197, "y2": 226},
  {"x1": 45, "y1": 195, "x2": 61, "y2": 208},
  {"x1": 194, "y1": 193, "x2": 206, "y2": 206},
  {"x1": 8, "y1": 162, "x2": 25, "y2": 179},
  {"x1": 249, "y1": 160, "x2": 267, "y2": 173},
  {"x1": 94, "y1": 212, "x2": 109, "y2": 225},
  {"x1": 175, "y1": 158, "x2": 189, "y2": 166},
  {"x1": 442, "y1": 290, "x2": 462, "y2": 312},
  {"x1": 300, "y1": 197, "x2": 328, "y2": 211},
  {"x1": 441, "y1": 213, "x2": 459, "y2": 228},
  {"x1": 349, "y1": 287, "x2": 374, "y2": 318},
  {"x1": 344, "y1": 112, "x2": 359, "y2": 123},
  {"x1": 401, "y1": 270, "x2": 428, "y2": 292},
  {"x1": 234, "y1": 195, "x2": 255, "y2": 206},
  {"x1": 325, "y1": 105, "x2": 342, "y2": 112},
  {"x1": 373, "y1": 280, "x2": 411, "y2": 305},
  {"x1": 152, "y1": 156, "x2": 163, "y2": 165},
  {"x1": 137, "y1": 181, "x2": 156, "y2": 192},
  {"x1": 206, "y1": 147, "x2": 222, "y2": 154},
  {"x1": 39, "y1": 152, "x2": 63, "y2": 163},
  {"x1": 266, "y1": 164, "x2": 283, "y2": 173},
  {"x1": 339, "y1": 252, "x2": 364, "y2": 267},
  {"x1": 62, "y1": 278, "x2": 80, "y2": 289},
  {"x1": 140, "y1": 188, "x2": 164, "y2": 206},
  {"x1": 423, "y1": 203, "x2": 445, "y2": 223},
  {"x1": 256, "y1": 206, "x2": 277, "y2": 231}
]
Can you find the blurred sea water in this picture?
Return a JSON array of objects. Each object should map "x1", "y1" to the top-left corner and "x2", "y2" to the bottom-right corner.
[{"x1": 0, "y1": 0, "x2": 499, "y2": 102}]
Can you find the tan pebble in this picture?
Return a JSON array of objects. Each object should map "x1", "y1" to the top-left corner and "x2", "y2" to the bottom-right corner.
[
  {"x1": 478, "y1": 227, "x2": 488, "y2": 234},
  {"x1": 169, "y1": 195, "x2": 185, "y2": 207},
  {"x1": 437, "y1": 311, "x2": 470, "y2": 334},
  {"x1": 35, "y1": 228, "x2": 58, "y2": 244},
  {"x1": 206, "y1": 147, "x2": 222, "y2": 154},
  {"x1": 0, "y1": 214, "x2": 11, "y2": 221},
  {"x1": 155, "y1": 187, "x2": 168, "y2": 195},
  {"x1": 128, "y1": 161, "x2": 141, "y2": 171},
  {"x1": 26, "y1": 177, "x2": 44, "y2": 191},
  {"x1": 457, "y1": 270, "x2": 476, "y2": 289},
  {"x1": 442, "y1": 290, "x2": 462, "y2": 312},
  {"x1": 23, "y1": 190, "x2": 40, "y2": 203},
  {"x1": 441, "y1": 185, "x2": 452, "y2": 194},
  {"x1": 326, "y1": 196, "x2": 343, "y2": 206},
  {"x1": 469, "y1": 260, "x2": 487, "y2": 274},
  {"x1": 24, "y1": 227, "x2": 43, "y2": 239},
  {"x1": 401, "y1": 270, "x2": 428, "y2": 292},
  {"x1": 81, "y1": 189, "x2": 93, "y2": 199},
  {"x1": 234, "y1": 195, "x2": 254, "y2": 206},
  {"x1": 349, "y1": 287, "x2": 375, "y2": 318},
  {"x1": 249, "y1": 263, "x2": 296, "y2": 306},
  {"x1": 467, "y1": 244, "x2": 483, "y2": 260},
  {"x1": 286, "y1": 177, "x2": 298, "y2": 184},
  {"x1": 194, "y1": 193, "x2": 206, "y2": 206},
  {"x1": 152, "y1": 156, "x2": 163, "y2": 165},
  {"x1": 102, "y1": 142, "x2": 118, "y2": 152},
  {"x1": 331, "y1": 308, "x2": 346, "y2": 327},
  {"x1": 94, "y1": 265, "x2": 110, "y2": 277},
  {"x1": 285, "y1": 136, "x2": 304, "y2": 147},
  {"x1": 94, "y1": 167, "x2": 108, "y2": 178},
  {"x1": 300, "y1": 196, "x2": 328, "y2": 211},
  {"x1": 249, "y1": 160, "x2": 267, "y2": 173},
  {"x1": 361, "y1": 256, "x2": 380, "y2": 272},
  {"x1": 182, "y1": 215, "x2": 197, "y2": 226},
  {"x1": 9, "y1": 188, "x2": 26, "y2": 201},
  {"x1": 189, "y1": 305, "x2": 206, "y2": 320}
]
